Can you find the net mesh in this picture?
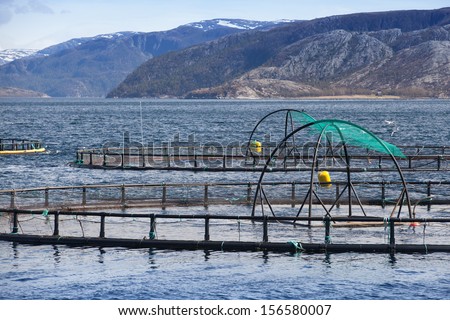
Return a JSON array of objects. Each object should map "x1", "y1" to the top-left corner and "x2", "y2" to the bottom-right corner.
[{"x1": 291, "y1": 113, "x2": 405, "y2": 158}]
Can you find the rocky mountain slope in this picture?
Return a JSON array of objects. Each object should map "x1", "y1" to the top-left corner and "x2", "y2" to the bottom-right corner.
[
  {"x1": 0, "y1": 19, "x2": 289, "y2": 97},
  {"x1": 0, "y1": 87, "x2": 49, "y2": 98},
  {"x1": 108, "y1": 8, "x2": 450, "y2": 99}
]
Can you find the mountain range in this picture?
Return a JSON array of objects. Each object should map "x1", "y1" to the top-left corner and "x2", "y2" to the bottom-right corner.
[
  {"x1": 108, "y1": 7, "x2": 450, "y2": 99},
  {"x1": 2, "y1": 9, "x2": 450, "y2": 99},
  {"x1": 0, "y1": 19, "x2": 291, "y2": 97}
]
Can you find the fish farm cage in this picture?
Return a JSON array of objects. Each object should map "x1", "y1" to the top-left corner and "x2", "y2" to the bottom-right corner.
[
  {"x1": 0, "y1": 138, "x2": 46, "y2": 155},
  {"x1": 2, "y1": 109, "x2": 450, "y2": 253}
]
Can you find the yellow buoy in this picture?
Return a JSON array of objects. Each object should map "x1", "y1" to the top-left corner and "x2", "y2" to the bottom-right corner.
[
  {"x1": 250, "y1": 140, "x2": 262, "y2": 153},
  {"x1": 318, "y1": 171, "x2": 332, "y2": 188}
]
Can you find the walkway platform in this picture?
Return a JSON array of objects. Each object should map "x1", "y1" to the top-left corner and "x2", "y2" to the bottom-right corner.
[
  {"x1": 2, "y1": 209, "x2": 450, "y2": 254},
  {"x1": 73, "y1": 145, "x2": 450, "y2": 172}
]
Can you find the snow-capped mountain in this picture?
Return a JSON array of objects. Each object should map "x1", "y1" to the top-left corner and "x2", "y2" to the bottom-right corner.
[
  {"x1": 109, "y1": 8, "x2": 450, "y2": 99},
  {"x1": 0, "y1": 20, "x2": 290, "y2": 66},
  {"x1": 37, "y1": 32, "x2": 141, "y2": 56},
  {"x1": 0, "y1": 32, "x2": 143, "y2": 66},
  {"x1": 0, "y1": 49, "x2": 39, "y2": 65},
  {"x1": 0, "y1": 18, "x2": 297, "y2": 97}
]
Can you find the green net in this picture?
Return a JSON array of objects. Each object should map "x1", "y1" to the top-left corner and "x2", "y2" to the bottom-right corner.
[
  {"x1": 290, "y1": 113, "x2": 405, "y2": 158},
  {"x1": 291, "y1": 110, "x2": 317, "y2": 126},
  {"x1": 312, "y1": 120, "x2": 405, "y2": 158}
]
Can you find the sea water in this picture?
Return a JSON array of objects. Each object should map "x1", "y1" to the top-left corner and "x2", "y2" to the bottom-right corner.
[{"x1": 0, "y1": 98, "x2": 450, "y2": 300}]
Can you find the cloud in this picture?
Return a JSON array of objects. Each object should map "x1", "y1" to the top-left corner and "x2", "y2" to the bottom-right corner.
[
  {"x1": 0, "y1": 11, "x2": 12, "y2": 24},
  {"x1": 14, "y1": 0, "x2": 54, "y2": 14},
  {"x1": 0, "y1": 0, "x2": 53, "y2": 25},
  {"x1": 0, "y1": 0, "x2": 13, "y2": 24},
  {"x1": 0, "y1": 0, "x2": 54, "y2": 24}
]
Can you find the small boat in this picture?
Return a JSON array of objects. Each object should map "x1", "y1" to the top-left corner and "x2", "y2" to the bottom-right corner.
[{"x1": 0, "y1": 138, "x2": 46, "y2": 155}]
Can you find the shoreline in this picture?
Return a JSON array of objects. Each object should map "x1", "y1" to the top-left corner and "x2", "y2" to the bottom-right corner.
[{"x1": 2, "y1": 94, "x2": 448, "y2": 100}]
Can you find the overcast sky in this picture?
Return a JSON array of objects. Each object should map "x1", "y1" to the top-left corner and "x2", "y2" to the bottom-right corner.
[{"x1": 1, "y1": 0, "x2": 449, "y2": 50}]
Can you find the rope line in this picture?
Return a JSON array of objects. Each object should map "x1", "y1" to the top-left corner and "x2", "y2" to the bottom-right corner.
[{"x1": 288, "y1": 240, "x2": 305, "y2": 252}]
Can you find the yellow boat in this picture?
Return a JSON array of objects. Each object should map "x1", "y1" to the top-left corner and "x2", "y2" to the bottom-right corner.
[{"x1": 0, "y1": 139, "x2": 46, "y2": 155}]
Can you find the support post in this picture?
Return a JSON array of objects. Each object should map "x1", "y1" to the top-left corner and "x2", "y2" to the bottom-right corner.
[
  {"x1": 53, "y1": 211, "x2": 59, "y2": 236},
  {"x1": 263, "y1": 216, "x2": 269, "y2": 242},
  {"x1": 335, "y1": 183, "x2": 340, "y2": 209},
  {"x1": 12, "y1": 210, "x2": 18, "y2": 234},
  {"x1": 89, "y1": 152, "x2": 93, "y2": 165},
  {"x1": 163, "y1": 145, "x2": 170, "y2": 168},
  {"x1": 10, "y1": 191, "x2": 16, "y2": 209},
  {"x1": 188, "y1": 134, "x2": 195, "y2": 161},
  {"x1": 204, "y1": 184, "x2": 209, "y2": 208},
  {"x1": 246, "y1": 182, "x2": 251, "y2": 204},
  {"x1": 99, "y1": 215, "x2": 105, "y2": 238},
  {"x1": 121, "y1": 185, "x2": 126, "y2": 205},
  {"x1": 44, "y1": 188, "x2": 49, "y2": 207},
  {"x1": 389, "y1": 220, "x2": 395, "y2": 253},
  {"x1": 427, "y1": 181, "x2": 431, "y2": 211},
  {"x1": 291, "y1": 182, "x2": 295, "y2": 208},
  {"x1": 162, "y1": 184, "x2": 166, "y2": 209},
  {"x1": 381, "y1": 181, "x2": 386, "y2": 209},
  {"x1": 82, "y1": 187, "x2": 87, "y2": 206},
  {"x1": 149, "y1": 214, "x2": 156, "y2": 239},
  {"x1": 324, "y1": 216, "x2": 331, "y2": 244},
  {"x1": 204, "y1": 215, "x2": 210, "y2": 241}
]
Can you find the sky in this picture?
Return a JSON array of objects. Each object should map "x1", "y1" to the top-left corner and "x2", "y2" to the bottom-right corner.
[{"x1": 0, "y1": 0, "x2": 449, "y2": 50}]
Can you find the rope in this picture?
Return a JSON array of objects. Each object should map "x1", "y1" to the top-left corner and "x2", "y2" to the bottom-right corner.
[
  {"x1": 225, "y1": 196, "x2": 244, "y2": 204},
  {"x1": 287, "y1": 240, "x2": 305, "y2": 252},
  {"x1": 76, "y1": 216, "x2": 85, "y2": 237}
]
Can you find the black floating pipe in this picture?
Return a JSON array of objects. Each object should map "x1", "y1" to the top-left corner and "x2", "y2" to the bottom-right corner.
[{"x1": 2, "y1": 234, "x2": 450, "y2": 254}]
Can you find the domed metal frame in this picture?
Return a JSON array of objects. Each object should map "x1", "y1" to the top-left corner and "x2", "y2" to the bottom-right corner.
[{"x1": 251, "y1": 118, "x2": 412, "y2": 222}]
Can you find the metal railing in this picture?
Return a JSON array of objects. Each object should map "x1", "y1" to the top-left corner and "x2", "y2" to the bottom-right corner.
[
  {"x1": 0, "y1": 180, "x2": 447, "y2": 211},
  {"x1": 2, "y1": 208, "x2": 450, "y2": 253},
  {"x1": 73, "y1": 145, "x2": 450, "y2": 171}
]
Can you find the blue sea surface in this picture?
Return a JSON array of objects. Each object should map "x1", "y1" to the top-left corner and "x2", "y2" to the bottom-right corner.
[{"x1": 1, "y1": 98, "x2": 450, "y2": 299}]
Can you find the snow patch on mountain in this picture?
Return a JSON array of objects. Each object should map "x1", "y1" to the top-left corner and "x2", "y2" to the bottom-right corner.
[
  {"x1": 38, "y1": 32, "x2": 141, "y2": 56},
  {"x1": 0, "y1": 49, "x2": 39, "y2": 65},
  {"x1": 216, "y1": 19, "x2": 249, "y2": 29},
  {"x1": 186, "y1": 19, "x2": 295, "y2": 31}
]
